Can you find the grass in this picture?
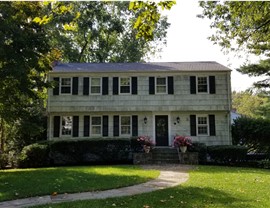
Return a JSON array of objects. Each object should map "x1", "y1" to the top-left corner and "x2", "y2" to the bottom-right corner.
[
  {"x1": 0, "y1": 165, "x2": 159, "y2": 202},
  {"x1": 33, "y1": 166, "x2": 270, "y2": 208}
]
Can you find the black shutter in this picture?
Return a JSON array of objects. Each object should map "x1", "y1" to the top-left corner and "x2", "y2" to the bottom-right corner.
[
  {"x1": 113, "y1": 77, "x2": 119, "y2": 95},
  {"x1": 53, "y1": 116, "x2": 60, "y2": 137},
  {"x1": 72, "y1": 116, "x2": 79, "y2": 137},
  {"x1": 72, "y1": 77, "x2": 79, "y2": 95},
  {"x1": 84, "y1": 116, "x2": 90, "y2": 137},
  {"x1": 53, "y1": 77, "x2": 59, "y2": 95},
  {"x1": 190, "y1": 76, "x2": 196, "y2": 94},
  {"x1": 149, "y1": 77, "x2": 155, "y2": 94},
  {"x1": 168, "y1": 76, "x2": 174, "y2": 94},
  {"x1": 102, "y1": 77, "x2": 109, "y2": 95},
  {"x1": 113, "y1": 115, "x2": 119, "y2": 136},
  {"x1": 209, "y1": 76, "x2": 216, "y2": 94},
  {"x1": 83, "y1": 77, "x2": 89, "y2": 95},
  {"x1": 103, "y1": 115, "x2": 109, "y2": 137},
  {"x1": 209, "y1": 115, "x2": 216, "y2": 136},
  {"x1": 132, "y1": 115, "x2": 138, "y2": 136},
  {"x1": 132, "y1": 77, "x2": 138, "y2": 95},
  {"x1": 190, "y1": 115, "x2": 197, "y2": 136}
]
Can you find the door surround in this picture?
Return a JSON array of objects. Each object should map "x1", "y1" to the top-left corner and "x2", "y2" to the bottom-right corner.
[{"x1": 152, "y1": 113, "x2": 171, "y2": 146}]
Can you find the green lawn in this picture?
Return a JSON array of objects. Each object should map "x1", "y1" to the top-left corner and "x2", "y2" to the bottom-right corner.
[
  {"x1": 0, "y1": 165, "x2": 159, "y2": 202},
  {"x1": 34, "y1": 166, "x2": 270, "y2": 208}
]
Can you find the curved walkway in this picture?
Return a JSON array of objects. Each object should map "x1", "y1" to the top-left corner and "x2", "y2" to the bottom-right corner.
[{"x1": 0, "y1": 165, "x2": 193, "y2": 208}]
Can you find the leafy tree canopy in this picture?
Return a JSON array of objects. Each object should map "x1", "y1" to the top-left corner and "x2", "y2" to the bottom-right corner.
[{"x1": 199, "y1": 1, "x2": 270, "y2": 89}]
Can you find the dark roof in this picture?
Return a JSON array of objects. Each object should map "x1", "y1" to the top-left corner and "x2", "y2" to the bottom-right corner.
[{"x1": 53, "y1": 62, "x2": 231, "y2": 73}]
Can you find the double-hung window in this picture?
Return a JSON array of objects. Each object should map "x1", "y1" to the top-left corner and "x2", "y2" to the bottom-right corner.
[
  {"x1": 197, "y1": 77, "x2": 208, "y2": 93},
  {"x1": 91, "y1": 116, "x2": 102, "y2": 135},
  {"x1": 120, "y1": 116, "x2": 131, "y2": 135},
  {"x1": 197, "y1": 116, "x2": 208, "y2": 135},
  {"x1": 120, "y1": 77, "x2": 131, "y2": 94},
  {"x1": 61, "y1": 116, "x2": 72, "y2": 136},
  {"x1": 91, "y1": 78, "x2": 101, "y2": 94},
  {"x1": 156, "y1": 77, "x2": 167, "y2": 94},
  {"x1": 61, "y1": 78, "x2": 71, "y2": 94}
]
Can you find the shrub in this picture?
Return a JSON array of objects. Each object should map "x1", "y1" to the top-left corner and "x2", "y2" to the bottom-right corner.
[
  {"x1": 0, "y1": 153, "x2": 8, "y2": 169},
  {"x1": 130, "y1": 137, "x2": 143, "y2": 152},
  {"x1": 49, "y1": 138, "x2": 132, "y2": 165},
  {"x1": 232, "y1": 117, "x2": 270, "y2": 153},
  {"x1": 258, "y1": 159, "x2": 270, "y2": 169},
  {"x1": 188, "y1": 142, "x2": 207, "y2": 164},
  {"x1": 18, "y1": 143, "x2": 49, "y2": 168},
  {"x1": 207, "y1": 145, "x2": 248, "y2": 164}
]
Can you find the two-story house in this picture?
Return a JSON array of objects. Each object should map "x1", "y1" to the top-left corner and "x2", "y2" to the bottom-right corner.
[{"x1": 47, "y1": 62, "x2": 232, "y2": 146}]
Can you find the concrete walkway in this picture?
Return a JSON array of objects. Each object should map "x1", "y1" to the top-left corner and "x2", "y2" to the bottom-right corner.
[{"x1": 0, "y1": 165, "x2": 193, "y2": 208}]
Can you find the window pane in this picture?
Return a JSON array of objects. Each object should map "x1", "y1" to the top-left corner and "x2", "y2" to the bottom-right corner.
[
  {"x1": 121, "y1": 126, "x2": 130, "y2": 134},
  {"x1": 62, "y1": 116, "x2": 72, "y2": 135},
  {"x1": 61, "y1": 87, "x2": 71, "y2": 93},
  {"x1": 198, "y1": 117, "x2": 207, "y2": 124},
  {"x1": 198, "y1": 85, "x2": 207, "y2": 92},
  {"x1": 91, "y1": 86, "x2": 101, "y2": 94},
  {"x1": 120, "y1": 86, "x2": 130, "y2": 93},
  {"x1": 198, "y1": 77, "x2": 208, "y2": 93},
  {"x1": 157, "y1": 77, "x2": 166, "y2": 85},
  {"x1": 156, "y1": 86, "x2": 166, "y2": 93},
  {"x1": 92, "y1": 117, "x2": 101, "y2": 125},
  {"x1": 121, "y1": 116, "x2": 130, "y2": 125},
  {"x1": 120, "y1": 78, "x2": 130, "y2": 86},
  {"x1": 62, "y1": 78, "x2": 71, "y2": 86},
  {"x1": 92, "y1": 78, "x2": 100, "y2": 85},
  {"x1": 198, "y1": 126, "x2": 208, "y2": 135},
  {"x1": 92, "y1": 126, "x2": 101, "y2": 134}
]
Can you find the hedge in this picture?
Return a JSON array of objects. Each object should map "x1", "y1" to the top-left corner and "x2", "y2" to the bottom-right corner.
[
  {"x1": 207, "y1": 145, "x2": 248, "y2": 164},
  {"x1": 49, "y1": 138, "x2": 132, "y2": 165}
]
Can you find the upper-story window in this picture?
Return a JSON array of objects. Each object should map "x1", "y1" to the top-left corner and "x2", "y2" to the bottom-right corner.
[
  {"x1": 62, "y1": 116, "x2": 72, "y2": 136},
  {"x1": 91, "y1": 78, "x2": 101, "y2": 94},
  {"x1": 120, "y1": 116, "x2": 131, "y2": 135},
  {"x1": 197, "y1": 116, "x2": 208, "y2": 135},
  {"x1": 156, "y1": 77, "x2": 167, "y2": 94},
  {"x1": 91, "y1": 116, "x2": 102, "y2": 135},
  {"x1": 120, "y1": 77, "x2": 131, "y2": 94},
  {"x1": 197, "y1": 77, "x2": 208, "y2": 93},
  {"x1": 61, "y1": 78, "x2": 72, "y2": 94}
]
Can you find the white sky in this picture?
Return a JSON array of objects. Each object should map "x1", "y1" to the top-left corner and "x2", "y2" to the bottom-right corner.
[{"x1": 150, "y1": 1, "x2": 263, "y2": 92}]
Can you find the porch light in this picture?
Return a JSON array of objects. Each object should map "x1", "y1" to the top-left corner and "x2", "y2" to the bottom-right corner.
[
  {"x1": 176, "y1": 116, "x2": 180, "y2": 123},
  {"x1": 144, "y1": 116, "x2": 147, "y2": 124}
]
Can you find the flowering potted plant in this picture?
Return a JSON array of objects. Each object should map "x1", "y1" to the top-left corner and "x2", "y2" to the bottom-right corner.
[
  {"x1": 137, "y1": 135, "x2": 154, "y2": 153},
  {"x1": 173, "y1": 135, "x2": 192, "y2": 153}
]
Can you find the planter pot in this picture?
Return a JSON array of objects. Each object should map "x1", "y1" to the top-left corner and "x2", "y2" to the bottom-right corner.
[
  {"x1": 143, "y1": 145, "x2": 151, "y2": 153},
  {"x1": 180, "y1": 146, "x2": 187, "y2": 153}
]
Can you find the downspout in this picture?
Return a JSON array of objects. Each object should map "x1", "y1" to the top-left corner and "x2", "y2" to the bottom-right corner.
[{"x1": 227, "y1": 71, "x2": 232, "y2": 145}]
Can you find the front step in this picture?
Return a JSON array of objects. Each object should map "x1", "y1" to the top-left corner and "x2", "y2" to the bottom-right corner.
[{"x1": 151, "y1": 147, "x2": 179, "y2": 164}]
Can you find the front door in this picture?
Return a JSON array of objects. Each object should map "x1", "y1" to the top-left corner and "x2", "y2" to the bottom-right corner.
[{"x1": 155, "y1": 115, "x2": 169, "y2": 146}]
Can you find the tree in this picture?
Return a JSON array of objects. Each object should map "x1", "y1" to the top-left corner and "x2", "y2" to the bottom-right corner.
[
  {"x1": 0, "y1": 2, "x2": 55, "y2": 153},
  {"x1": 199, "y1": 2, "x2": 270, "y2": 89},
  {"x1": 43, "y1": 1, "x2": 171, "y2": 63},
  {"x1": 232, "y1": 91, "x2": 270, "y2": 119}
]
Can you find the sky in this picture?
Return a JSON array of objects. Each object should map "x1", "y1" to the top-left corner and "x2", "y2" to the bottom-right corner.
[{"x1": 150, "y1": 1, "x2": 263, "y2": 92}]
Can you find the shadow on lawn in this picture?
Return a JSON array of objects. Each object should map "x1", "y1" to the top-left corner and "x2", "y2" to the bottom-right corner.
[{"x1": 0, "y1": 166, "x2": 156, "y2": 202}]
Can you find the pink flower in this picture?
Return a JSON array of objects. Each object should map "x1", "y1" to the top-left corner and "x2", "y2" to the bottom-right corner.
[{"x1": 173, "y1": 136, "x2": 192, "y2": 147}]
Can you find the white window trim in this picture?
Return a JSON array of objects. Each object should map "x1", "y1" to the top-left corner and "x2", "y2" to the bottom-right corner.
[
  {"x1": 155, "y1": 77, "x2": 167, "y2": 94},
  {"x1": 91, "y1": 116, "x2": 102, "y2": 136},
  {"x1": 61, "y1": 116, "x2": 73, "y2": 137},
  {"x1": 90, "y1": 77, "x2": 102, "y2": 95},
  {"x1": 196, "y1": 115, "x2": 209, "y2": 136},
  {"x1": 120, "y1": 115, "x2": 132, "y2": 136},
  {"x1": 196, "y1": 76, "x2": 209, "y2": 94},
  {"x1": 60, "y1": 77, "x2": 72, "y2": 95},
  {"x1": 119, "y1": 77, "x2": 131, "y2": 95}
]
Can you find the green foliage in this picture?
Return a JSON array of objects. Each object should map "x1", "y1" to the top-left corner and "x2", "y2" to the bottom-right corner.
[
  {"x1": 0, "y1": 166, "x2": 159, "y2": 202},
  {"x1": 232, "y1": 91, "x2": 270, "y2": 119},
  {"x1": 49, "y1": 138, "x2": 132, "y2": 165},
  {"x1": 18, "y1": 143, "x2": 49, "y2": 168},
  {"x1": 207, "y1": 145, "x2": 248, "y2": 164},
  {"x1": 0, "y1": 153, "x2": 8, "y2": 169},
  {"x1": 199, "y1": 2, "x2": 270, "y2": 90},
  {"x1": 258, "y1": 159, "x2": 270, "y2": 169},
  {"x1": 188, "y1": 142, "x2": 207, "y2": 164},
  {"x1": 232, "y1": 116, "x2": 270, "y2": 153}
]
